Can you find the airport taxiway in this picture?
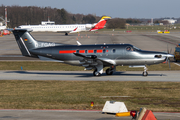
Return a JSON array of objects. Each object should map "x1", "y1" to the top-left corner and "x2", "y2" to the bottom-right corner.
[
  {"x1": 0, "y1": 109, "x2": 180, "y2": 120},
  {"x1": 0, "y1": 31, "x2": 180, "y2": 120},
  {"x1": 0, "y1": 31, "x2": 179, "y2": 56},
  {"x1": 0, "y1": 70, "x2": 180, "y2": 81}
]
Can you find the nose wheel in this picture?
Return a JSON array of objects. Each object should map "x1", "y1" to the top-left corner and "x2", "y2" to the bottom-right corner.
[{"x1": 142, "y1": 66, "x2": 148, "y2": 76}]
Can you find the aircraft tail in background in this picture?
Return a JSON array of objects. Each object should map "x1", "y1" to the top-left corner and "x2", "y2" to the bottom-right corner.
[{"x1": 90, "y1": 16, "x2": 111, "y2": 31}]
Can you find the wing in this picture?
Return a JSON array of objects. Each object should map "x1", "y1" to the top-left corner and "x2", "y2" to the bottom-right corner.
[{"x1": 73, "y1": 53, "x2": 116, "y2": 70}]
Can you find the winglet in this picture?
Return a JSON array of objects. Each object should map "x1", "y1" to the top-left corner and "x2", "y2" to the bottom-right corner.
[{"x1": 100, "y1": 16, "x2": 111, "y2": 21}]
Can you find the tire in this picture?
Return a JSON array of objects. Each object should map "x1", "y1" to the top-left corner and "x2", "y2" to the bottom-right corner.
[
  {"x1": 93, "y1": 69, "x2": 100, "y2": 76},
  {"x1": 142, "y1": 72, "x2": 148, "y2": 76},
  {"x1": 106, "y1": 68, "x2": 113, "y2": 75}
]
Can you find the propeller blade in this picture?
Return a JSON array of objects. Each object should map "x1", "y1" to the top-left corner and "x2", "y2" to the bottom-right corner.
[
  {"x1": 170, "y1": 48, "x2": 172, "y2": 54},
  {"x1": 167, "y1": 44, "x2": 169, "y2": 53},
  {"x1": 168, "y1": 58, "x2": 171, "y2": 70}
]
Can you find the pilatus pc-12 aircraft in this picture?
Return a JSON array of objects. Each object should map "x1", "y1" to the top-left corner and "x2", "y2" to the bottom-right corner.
[{"x1": 13, "y1": 29, "x2": 174, "y2": 76}]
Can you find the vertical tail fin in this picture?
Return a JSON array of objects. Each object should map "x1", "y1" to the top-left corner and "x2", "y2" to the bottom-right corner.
[
  {"x1": 12, "y1": 29, "x2": 38, "y2": 57},
  {"x1": 90, "y1": 16, "x2": 111, "y2": 31}
]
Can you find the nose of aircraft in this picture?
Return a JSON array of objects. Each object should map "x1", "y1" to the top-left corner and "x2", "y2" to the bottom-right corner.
[
  {"x1": 164, "y1": 54, "x2": 174, "y2": 58},
  {"x1": 165, "y1": 53, "x2": 174, "y2": 58}
]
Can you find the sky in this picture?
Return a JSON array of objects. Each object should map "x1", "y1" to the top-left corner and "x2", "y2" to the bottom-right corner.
[{"x1": 1, "y1": 0, "x2": 180, "y2": 19}]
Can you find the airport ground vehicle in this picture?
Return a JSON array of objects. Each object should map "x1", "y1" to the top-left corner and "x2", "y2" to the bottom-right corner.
[{"x1": 174, "y1": 44, "x2": 180, "y2": 62}]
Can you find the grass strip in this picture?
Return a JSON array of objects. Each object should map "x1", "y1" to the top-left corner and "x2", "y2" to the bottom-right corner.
[{"x1": 0, "y1": 80, "x2": 180, "y2": 112}]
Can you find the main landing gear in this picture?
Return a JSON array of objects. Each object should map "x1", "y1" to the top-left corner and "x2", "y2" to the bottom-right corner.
[
  {"x1": 106, "y1": 66, "x2": 116, "y2": 75},
  {"x1": 65, "y1": 33, "x2": 68, "y2": 35},
  {"x1": 93, "y1": 69, "x2": 101, "y2": 76},
  {"x1": 93, "y1": 64, "x2": 103, "y2": 76},
  {"x1": 106, "y1": 68, "x2": 113, "y2": 75},
  {"x1": 93, "y1": 66, "x2": 116, "y2": 76},
  {"x1": 142, "y1": 66, "x2": 148, "y2": 76}
]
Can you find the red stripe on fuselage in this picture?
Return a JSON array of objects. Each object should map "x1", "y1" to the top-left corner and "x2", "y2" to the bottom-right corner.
[
  {"x1": 97, "y1": 50, "x2": 103, "y2": 53},
  {"x1": 79, "y1": 50, "x2": 85, "y2": 53},
  {"x1": 88, "y1": 50, "x2": 94, "y2": 53},
  {"x1": 59, "y1": 50, "x2": 76, "y2": 54},
  {"x1": 59, "y1": 49, "x2": 105, "y2": 54}
]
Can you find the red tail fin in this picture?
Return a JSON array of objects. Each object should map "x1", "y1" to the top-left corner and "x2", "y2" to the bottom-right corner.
[{"x1": 90, "y1": 16, "x2": 111, "y2": 31}]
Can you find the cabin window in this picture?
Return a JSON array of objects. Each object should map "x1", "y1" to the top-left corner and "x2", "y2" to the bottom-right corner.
[
  {"x1": 94, "y1": 50, "x2": 97, "y2": 53},
  {"x1": 103, "y1": 49, "x2": 106, "y2": 53},
  {"x1": 112, "y1": 49, "x2": 116, "y2": 53}
]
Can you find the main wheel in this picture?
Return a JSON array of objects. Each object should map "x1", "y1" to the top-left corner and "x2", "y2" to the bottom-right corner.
[
  {"x1": 106, "y1": 68, "x2": 113, "y2": 75},
  {"x1": 93, "y1": 69, "x2": 101, "y2": 76},
  {"x1": 65, "y1": 33, "x2": 68, "y2": 35},
  {"x1": 142, "y1": 71, "x2": 148, "y2": 76}
]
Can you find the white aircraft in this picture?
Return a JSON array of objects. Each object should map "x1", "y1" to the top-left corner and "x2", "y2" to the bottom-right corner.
[
  {"x1": 0, "y1": 25, "x2": 6, "y2": 30},
  {"x1": 0, "y1": 9, "x2": 7, "y2": 31},
  {"x1": 17, "y1": 16, "x2": 111, "y2": 35}
]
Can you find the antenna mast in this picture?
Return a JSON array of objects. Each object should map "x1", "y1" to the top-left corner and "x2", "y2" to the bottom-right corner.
[{"x1": 5, "y1": 6, "x2": 7, "y2": 27}]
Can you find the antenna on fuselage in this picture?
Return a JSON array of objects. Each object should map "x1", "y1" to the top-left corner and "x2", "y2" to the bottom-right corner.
[{"x1": 76, "y1": 41, "x2": 82, "y2": 46}]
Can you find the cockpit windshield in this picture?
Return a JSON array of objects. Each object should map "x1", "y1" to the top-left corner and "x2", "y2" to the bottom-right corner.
[
  {"x1": 126, "y1": 46, "x2": 141, "y2": 51},
  {"x1": 133, "y1": 46, "x2": 141, "y2": 51}
]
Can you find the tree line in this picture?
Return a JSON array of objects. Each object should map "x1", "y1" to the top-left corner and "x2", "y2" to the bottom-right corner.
[
  {"x1": 1, "y1": 5, "x2": 179, "y2": 29},
  {"x1": 0, "y1": 5, "x2": 127, "y2": 29},
  {"x1": 0, "y1": 5, "x2": 143, "y2": 29}
]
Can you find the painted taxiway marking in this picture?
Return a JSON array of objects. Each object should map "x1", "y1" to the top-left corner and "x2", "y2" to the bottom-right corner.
[{"x1": 174, "y1": 62, "x2": 180, "y2": 67}]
